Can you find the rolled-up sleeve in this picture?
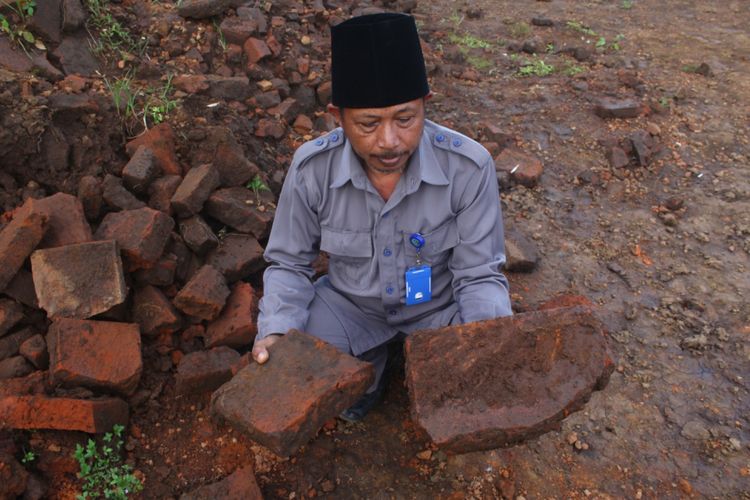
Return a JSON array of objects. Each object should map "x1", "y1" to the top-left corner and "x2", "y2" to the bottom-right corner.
[
  {"x1": 256, "y1": 165, "x2": 320, "y2": 340},
  {"x1": 450, "y1": 158, "x2": 512, "y2": 323}
]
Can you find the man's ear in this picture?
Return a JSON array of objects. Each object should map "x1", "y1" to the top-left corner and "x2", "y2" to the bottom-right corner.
[{"x1": 327, "y1": 104, "x2": 342, "y2": 125}]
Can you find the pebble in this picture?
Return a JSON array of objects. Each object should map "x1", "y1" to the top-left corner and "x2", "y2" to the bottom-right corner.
[
  {"x1": 681, "y1": 421, "x2": 710, "y2": 441},
  {"x1": 417, "y1": 449, "x2": 432, "y2": 460}
]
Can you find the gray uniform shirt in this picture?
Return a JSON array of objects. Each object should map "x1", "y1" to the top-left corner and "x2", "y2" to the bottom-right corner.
[{"x1": 257, "y1": 119, "x2": 512, "y2": 355}]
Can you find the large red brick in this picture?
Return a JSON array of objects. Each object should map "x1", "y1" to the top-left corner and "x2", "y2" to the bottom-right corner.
[
  {"x1": 405, "y1": 307, "x2": 614, "y2": 453},
  {"x1": 494, "y1": 147, "x2": 543, "y2": 188},
  {"x1": 101, "y1": 174, "x2": 147, "y2": 211},
  {"x1": 94, "y1": 207, "x2": 175, "y2": 271},
  {"x1": 204, "y1": 187, "x2": 275, "y2": 240},
  {"x1": 148, "y1": 175, "x2": 182, "y2": 215},
  {"x1": 31, "y1": 240, "x2": 127, "y2": 319},
  {"x1": 243, "y1": 37, "x2": 271, "y2": 64},
  {"x1": 48, "y1": 318, "x2": 143, "y2": 396},
  {"x1": 132, "y1": 285, "x2": 182, "y2": 336},
  {"x1": 211, "y1": 330, "x2": 375, "y2": 456},
  {"x1": 2, "y1": 268, "x2": 38, "y2": 308},
  {"x1": 125, "y1": 123, "x2": 181, "y2": 176},
  {"x1": 0, "y1": 199, "x2": 48, "y2": 292},
  {"x1": 122, "y1": 145, "x2": 160, "y2": 194},
  {"x1": 0, "y1": 299, "x2": 23, "y2": 337},
  {"x1": 0, "y1": 395, "x2": 128, "y2": 433},
  {"x1": 179, "y1": 215, "x2": 219, "y2": 256},
  {"x1": 205, "y1": 233, "x2": 264, "y2": 282},
  {"x1": 175, "y1": 346, "x2": 240, "y2": 395},
  {"x1": 170, "y1": 164, "x2": 221, "y2": 217},
  {"x1": 28, "y1": 193, "x2": 93, "y2": 249},
  {"x1": 205, "y1": 282, "x2": 257, "y2": 349},
  {"x1": 180, "y1": 464, "x2": 262, "y2": 500},
  {"x1": 77, "y1": 175, "x2": 102, "y2": 221},
  {"x1": 173, "y1": 266, "x2": 230, "y2": 321}
]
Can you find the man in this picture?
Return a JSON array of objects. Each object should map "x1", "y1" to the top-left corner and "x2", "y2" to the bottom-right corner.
[{"x1": 252, "y1": 13, "x2": 512, "y2": 421}]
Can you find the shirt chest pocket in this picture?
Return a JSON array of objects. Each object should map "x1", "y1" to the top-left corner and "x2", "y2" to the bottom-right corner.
[
  {"x1": 402, "y1": 219, "x2": 460, "y2": 266},
  {"x1": 320, "y1": 226, "x2": 373, "y2": 288}
]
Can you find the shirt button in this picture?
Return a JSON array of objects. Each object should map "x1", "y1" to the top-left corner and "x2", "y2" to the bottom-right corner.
[
  {"x1": 386, "y1": 286, "x2": 394, "y2": 295},
  {"x1": 452, "y1": 138, "x2": 462, "y2": 147},
  {"x1": 383, "y1": 248, "x2": 392, "y2": 257},
  {"x1": 389, "y1": 309, "x2": 397, "y2": 316},
  {"x1": 315, "y1": 138, "x2": 325, "y2": 146},
  {"x1": 436, "y1": 134, "x2": 445, "y2": 143},
  {"x1": 330, "y1": 133, "x2": 339, "y2": 142}
]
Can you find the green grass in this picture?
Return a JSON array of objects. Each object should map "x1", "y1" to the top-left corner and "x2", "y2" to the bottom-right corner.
[
  {"x1": 0, "y1": 0, "x2": 41, "y2": 55},
  {"x1": 566, "y1": 20, "x2": 597, "y2": 37},
  {"x1": 85, "y1": 0, "x2": 147, "y2": 62},
  {"x1": 448, "y1": 32, "x2": 492, "y2": 49},
  {"x1": 102, "y1": 71, "x2": 179, "y2": 133},
  {"x1": 74, "y1": 424, "x2": 142, "y2": 499},
  {"x1": 564, "y1": 63, "x2": 586, "y2": 76},
  {"x1": 466, "y1": 55, "x2": 493, "y2": 71},
  {"x1": 246, "y1": 175, "x2": 270, "y2": 204},
  {"x1": 509, "y1": 21, "x2": 531, "y2": 38},
  {"x1": 518, "y1": 57, "x2": 555, "y2": 77},
  {"x1": 621, "y1": 0, "x2": 634, "y2": 9}
]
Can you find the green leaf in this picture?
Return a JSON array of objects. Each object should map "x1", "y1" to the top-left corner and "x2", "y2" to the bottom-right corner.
[{"x1": 20, "y1": 30, "x2": 35, "y2": 43}]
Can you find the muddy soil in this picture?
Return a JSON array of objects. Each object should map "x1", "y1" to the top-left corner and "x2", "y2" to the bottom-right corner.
[{"x1": 3, "y1": 0, "x2": 749, "y2": 498}]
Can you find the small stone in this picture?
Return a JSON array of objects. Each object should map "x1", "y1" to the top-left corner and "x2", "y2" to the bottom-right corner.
[
  {"x1": 681, "y1": 421, "x2": 710, "y2": 441},
  {"x1": 607, "y1": 146, "x2": 630, "y2": 169},
  {"x1": 0, "y1": 299, "x2": 23, "y2": 337},
  {"x1": 594, "y1": 97, "x2": 643, "y2": 119},
  {"x1": 19, "y1": 334, "x2": 48, "y2": 370},
  {"x1": 503, "y1": 228, "x2": 540, "y2": 273},
  {"x1": 126, "y1": 123, "x2": 181, "y2": 176},
  {"x1": 0, "y1": 356, "x2": 34, "y2": 380},
  {"x1": 244, "y1": 37, "x2": 271, "y2": 64},
  {"x1": 567, "y1": 432, "x2": 578, "y2": 445},
  {"x1": 416, "y1": 449, "x2": 432, "y2": 460},
  {"x1": 204, "y1": 188, "x2": 276, "y2": 240},
  {"x1": 0, "y1": 328, "x2": 35, "y2": 361},
  {"x1": 179, "y1": 215, "x2": 219, "y2": 256},
  {"x1": 494, "y1": 147, "x2": 543, "y2": 187},
  {"x1": 78, "y1": 175, "x2": 103, "y2": 221}
]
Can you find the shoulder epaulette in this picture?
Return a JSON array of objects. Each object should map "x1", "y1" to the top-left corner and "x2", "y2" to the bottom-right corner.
[
  {"x1": 431, "y1": 127, "x2": 491, "y2": 168},
  {"x1": 291, "y1": 128, "x2": 346, "y2": 169}
]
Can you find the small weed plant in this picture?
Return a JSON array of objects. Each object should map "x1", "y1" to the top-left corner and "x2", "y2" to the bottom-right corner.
[
  {"x1": 564, "y1": 63, "x2": 586, "y2": 76},
  {"x1": 0, "y1": 0, "x2": 43, "y2": 55},
  {"x1": 85, "y1": 0, "x2": 146, "y2": 62},
  {"x1": 509, "y1": 21, "x2": 531, "y2": 38},
  {"x1": 518, "y1": 57, "x2": 555, "y2": 77},
  {"x1": 566, "y1": 20, "x2": 597, "y2": 37},
  {"x1": 102, "y1": 71, "x2": 179, "y2": 134},
  {"x1": 74, "y1": 424, "x2": 142, "y2": 499},
  {"x1": 621, "y1": 0, "x2": 634, "y2": 9},
  {"x1": 21, "y1": 449, "x2": 36, "y2": 465},
  {"x1": 246, "y1": 175, "x2": 270, "y2": 204}
]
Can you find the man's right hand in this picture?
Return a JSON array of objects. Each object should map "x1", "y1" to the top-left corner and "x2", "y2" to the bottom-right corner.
[{"x1": 252, "y1": 334, "x2": 282, "y2": 364}]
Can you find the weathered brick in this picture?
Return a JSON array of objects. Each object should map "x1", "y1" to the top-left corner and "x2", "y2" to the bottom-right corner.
[
  {"x1": 48, "y1": 318, "x2": 143, "y2": 396},
  {"x1": 101, "y1": 174, "x2": 147, "y2": 211},
  {"x1": 122, "y1": 146, "x2": 160, "y2": 194},
  {"x1": 293, "y1": 114, "x2": 313, "y2": 135},
  {"x1": 175, "y1": 346, "x2": 240, "y2": 395},
  {"x1": 594, "y1": 97, "x2": 643, "y2": 119},
  {"x1": 179, "y1": 215, "x2": 219, "y2": 256},
  {"x1": 0, "y1": 453, "x2": 28, "y2": 498},
  {"x1": 125, "y1": 123, "x2": 181, "y2": 176},
  {"x1": 254, "y1": 118, "x2": 286, "y2": 139},
  {"x1": 0, "y1": 199, "x2": 48, "y2": 292},
  {"x1": 148, "y1": 175, "x2": 182, "y2": 215},
  {"x1": 173, "y1": 265, "x2": 230, "y2": 321},
  {"x1": 132, "y1": 285, "x2": 182, "y2": 336},
  {"x1": 78, "y1": 175, "x2": 103, "y2": 221},
  {"x1": 28, "y1": 193, "x2": 93, "y2": 249},
  {"x1": 0, "y1": 356, "x2": 34, "y2": 380},
  {"x1": 19, "y1": 333, "x2": 48, "y2": 370},
  {"x1": 494, "y1": 147, "x2": 543, "y2": 187},
  {"x1": 171, "y1": 164, "x2": 221, "y2": 217},
  {"x1": 0, "y1": 299, "x2": 23, "y2": 337},
  {"x1": 31, "y1": 240, "x2": 127, "y2": 319},
  {"x1": 2, "y1": 268, "x2": 38, "y2": 308},
  {"x1": 132, "y1": 254, "x2": 177, "y2": 287},
  {"x1": 205, "y1": 234, "x2": 264, "y2": 282},
  {"x1": 607, "y1": 146, "x2": 630, "y2": 169},
  {"x1": 219, "y1": 16, "x2": 257, "y2": 45},
  {"x1": 503, "y1": 227, "x2": 539, "y2": 273},
  {"x1": 211, "y1": 330, "x2": 375, "y2": 456},
  {"x1": 244, "y1": 37, "x2": 270, "y2": 64},
  {"x1": 179, "y1": 464, "x2": 262, "y2": 500},
  {"x1": 94, "y1": 207, "x2": 175, "y2": 271},
  {"x1": 0, "y1": 327, "x2": 35, "y2": 361},
  {"x1": 204, "y1": 187, "x2": 275, "y2": 240},
  {"x1": 205, "y1": 282, "x2": 257, "y2": 349},
  {"x1": 0, "y1": 395, "x2": 128, "y2": 433},
  {"x1": 405, "y1": 307, "x2": 614, "y2": 453}
]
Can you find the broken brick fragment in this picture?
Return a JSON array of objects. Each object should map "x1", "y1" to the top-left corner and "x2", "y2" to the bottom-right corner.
[
  {"x1": 205, "y1": 282, "x2": 257, "y2": 349},
  {"x1": 77, "y1": 175, "x2": 103, "y2": 221},
  {"x1": 179, "y1": 215, "x2": 219, "y2": 256},
  {"x1": 205, "y1": 233, "x2": 265, "y2": 282},
  {"x1": 27, "y1": 192, "x2": 92, "y2": 249},
  {"x1": 94, "y1": 207, "x2": 175, "y2": 271},
  {"x1": 2, "y1": 269, "x2": 38, "y2": 308},
  {"x1": 31, "y1": 240, "x2": 127, "y2": 319},
  {"x1": 405, "y1": 307, "x2": 614, "y2": 453},
  {"x1": 244, "y1": 37, "x2": 271, "y2": 64},
  {"x1": 101, "y1": 174, "x2": 147, "y2": 211},
  {"x1": 0, "y1": 395, "x2": 128, "y2": 433},
  {"x1": 494, "y1": 147, "x2": 543, "y2": 188},
  {"x1": 148, "y1": 175, "x2": 182, "y2": 215},
  {"x1": 19, "y1": 333, "x2": 48, "y2": 370},
  {"x1": 122, "y1": 145, "x2": 160, "y2": 194},
  {"x1": 125, "y1": 123, "x2": 181, "y2": 176},
  {"x1": 48, "y1": 318, "x2": 143, "y2": 396},
  {"x1": 173, "y1": 265, "x2": 230, "y2": 321},
  {"x1": 204, "y1": 187, "x2": 275, "y2": 240},
  {"x1": 132, "y1": 285, "x2": 182, "y2": 336},
  {"x1": 594, "y1": 97, "x2": 643, "y2": 119},
  {"x1": 0, "y1": 299, "x2": 23, "y2": 337},
  {"x1": 0, "y1": 327, "x2": 35, "y2": 361},
  {"x1": 211, "y1": 330, "x2": 375, "y2": 456},
  {"x1": 132, "y1": 254, "x2": 177, "y2": 287},
  {"x1": 170, "y1": 164, "x2": 221, "y2": 217},
  {"x1": 175, "y1": 346, "x2": 240, "y2": 395},
  {"x1": 0, "y1": 356, "x2": 34, "y2": 380},
  {"x1": 0, "y1": 199, "x2": 47, "y2": 292}
]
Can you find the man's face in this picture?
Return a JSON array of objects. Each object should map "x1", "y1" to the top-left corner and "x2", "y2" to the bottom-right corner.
[{"x1": 330, "y1": 97, "x2": 425, "y2": 175}]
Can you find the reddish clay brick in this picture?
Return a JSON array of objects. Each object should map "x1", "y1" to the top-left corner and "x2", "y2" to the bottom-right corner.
[
  {"x1": 170, "y1": 164, "x2": 221, "y2": 217},
  {"x1": 28, "y1": 193, "x2": 92, "y2": 249},
  {"x1": 494, "y1": 147, "x2": 543, "y2": 187},
  {"x1": 0, "y1": 356, "x2": 34, "y2": 380},
  {"x1": 205, "y1": 233, "x2": 265, "y2": 282},
  {"x1": 0, "y1": 370, "x2": 46, "y2": 397},
  {"x1": 173, "y1": 265, "x2": 230, "y2": 321},
  {"x1": 0, "y1": 395, "x2": 128, "y2": 433},
  {"x1": 405, "y1": 307, "x2": 614, "y2": 453},
  {"x1": 148, "y1": 175, "x2": 182, "y2": 215},
  {"x1": 0, "y1": 199, "x2": 47, "y2": 292},
  {"x1": 594, "y1": 97, "x2": 643, "y2": 119},
  {"x1": 205, "y1": 282, "x2": 257, "y2": 349},
  {"x1": 254, "y1": 118, "x2": 286, "y2": 139},
  {"x1": 122, "y1": 145, "x2": 160, "y2": 194},
  {"x1": 0, "y1": 327, "x2": 35, "y2": 361},
  {"x1": 175, "y1": 346, "x2": 240, "y2": 395},
  {"x1": 132, "y1": 285, "x2": 182, "y2": 336},
  {"x1": 2, "y1": 268, "x2": 38, "y2": 308},
  {"x1": 503, "y1": 227, "x2": 539, "y2": 273},
  {"x1": 19, "y1": 334, "x2": 48, "y2": 370},
  {"x1": 132, "y1": 254, "x2": 177, "y2": 287},
  {"x1": 31, "y1": 240, "x2": 127, "y2": 319},
  {"x1": 0, "y1": 299, "x2": 23, "y2": 337},
  {"x1": 48, "y1": 318, "x2": 143, "y2": 396},
  {"x1": 211, "y1": 330, "x2": 375, "y2": 456},
  {"x1": 219, "y1": 16, "x2": 257, "y2": 44},
  {"x1": 204, "y1": 187, "x2": 275, "y2": 240},
  {"x1": 125, "y1": 123, "x2": 181, "y2": 176},
  {"x1": 78, "y1": 175, "x2": 102, "y2": 221},
  {"x1": 244, "y1": 37, "x2": 271, "y2": 64},
  {"x1": 0, "y1": 453, "x2": 28, "y2": 498},
  {"x1": 180, "y1": 464, "x2": 262, "y2": 500},
  {"x1": 94, "y1": 207, "x2": 175, "y2": 271},
  {"x1": 101, "y1": 174, "x2": 147, "y2": 211},
  {"x1": 179, "y1": 215, "x2": 219, "y2": 256}
]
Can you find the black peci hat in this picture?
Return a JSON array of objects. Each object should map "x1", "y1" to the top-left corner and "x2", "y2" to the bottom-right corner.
[{"x1": 331, "y1": 13, "x2": 430, "y2": 108}]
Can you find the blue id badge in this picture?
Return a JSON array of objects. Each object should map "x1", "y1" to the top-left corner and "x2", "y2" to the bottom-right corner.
[{"x1": 405, "y1": 265, "x2": 432, "y2": 305}]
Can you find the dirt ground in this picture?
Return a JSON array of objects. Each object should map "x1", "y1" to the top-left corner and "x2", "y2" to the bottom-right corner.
[{"x1": 4, "y1": 0, "x2": 750, "y2": 498}]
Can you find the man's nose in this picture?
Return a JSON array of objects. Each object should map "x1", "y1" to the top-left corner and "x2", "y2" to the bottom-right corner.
[{"x1": 377, "y1": 122, "x2": 399, "y2": 150}]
